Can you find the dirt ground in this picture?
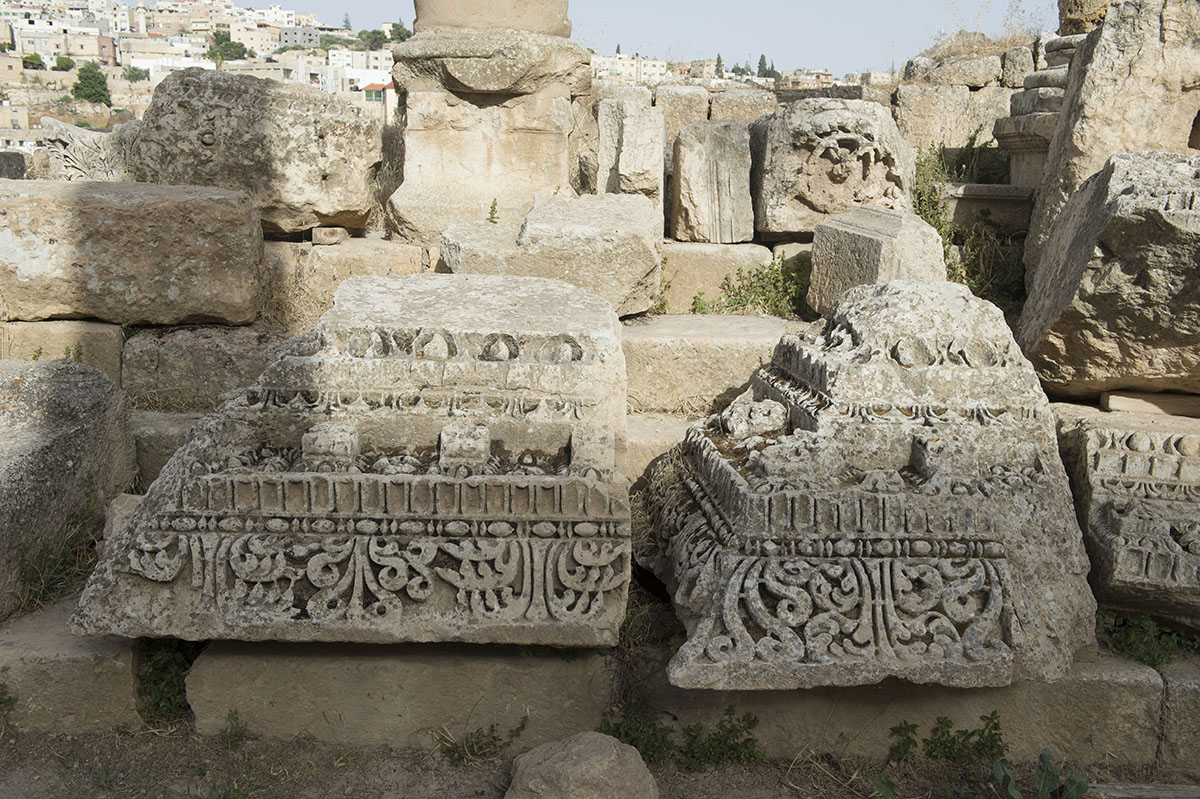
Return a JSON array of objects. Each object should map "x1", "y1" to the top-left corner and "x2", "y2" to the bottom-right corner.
[{"x1": 1, "y1": 724, "x2": 1197, "y2": 799}]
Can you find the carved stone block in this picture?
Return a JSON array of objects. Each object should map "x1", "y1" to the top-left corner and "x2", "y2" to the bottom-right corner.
[
  {"x1": 1056, "y1": 404, "x2": 1200, "y2": 629},
  {"x1": 73, "y1": 274, "x2": 632, "y2": 646},
  {"x1": 647, "y1": 281, "x2": 1094, "y2": 690}
]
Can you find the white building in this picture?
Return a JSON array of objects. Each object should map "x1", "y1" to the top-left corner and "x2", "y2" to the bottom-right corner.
[{"x1": 591, "y1": 52, "x2": 668, "y2": 85}]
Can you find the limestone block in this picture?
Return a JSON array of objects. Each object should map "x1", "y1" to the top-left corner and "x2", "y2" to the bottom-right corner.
[
  {"x1": 1102, "y1": 391, "x2": 1200, "y2": 418},
  {"x1": 627, "y1": 415, "x2": 692, "y2": 485},
  {"x1": 1055, "y1": 404, "x2": 1200, "y2": 629},
  {"x1": 506, "y1": 732, "x2": 658, "y2": 799},
  {"x1": 942, "y1": 183, "x2": 1034, "y2": 236},
  {"x1": 1160, "y1": 655, "x2": 1200, "y2": 769},
  {"x1": 598, "y1": 100, "x2": 666, "y2": 212},
  {"x1": 388, "y1": 90, "x2": 573, "y2": 247},
  {"x1": 894, "y1": 85, "x2": 971, "y2": 149},
  {"x1": 643, "y1": 651, "x2": 1161, "y2": 764},
  {"x1": 0, "y1": 361, "x2": 135, "y2": 621},
  {"x1": 808, "y1": 207, "x2": 947, "y2": 313},
  {"x1": 670, "y1": 121, "x2": 754, "y2": 244},
  {"x1": 442, "y1": 194, "x2": 662, "y2": 317},
  {"x1": 413, "y1": 0, "x2": 572, "y2": 37},
  {"x1": 709, "y1": 89, "x2": 777, "y2": 125},
  {"x1": 1059, "y1": 0, "x2": 1112, "y2": 34},
  {"x1": 1011, "y1": 86, "x2": 1066, "y2": 115},
  {"x1": 993, "y1": 112, "x2": 1061, "y2": 187},
  {"x1": 130, "y1": 411, "x2": 203, "y2": 486},
  {"x1": 1018, "y1": 152, "x2": 1200, "y2": 399},
  {"x1": 0, "y1": 600, "x2": 137, "y2": 732},
  {"x1": 122, "y1": 325, "x2": 289, "y2": 412},
  {"x1": 647, "y1": 282, "x2": 1095, "y2": 689},
  {"x1": 392, "y1": 29, "x2": 591, "y2": 96},
  {"x1": 751, "y1": 99, "x2": 914, "y2": 237},
  {"x1": 38, "y1": 117, "x2": 141, "y2": 183},
  {"x1": 133, "y1": 69, "x2": 383, "y2": 233},
  {"x1": 0, "y1": 321, "x2": 123, "y2": 386},
  {"x1": 270, "y1": 238, "x2": 425, "y2": 332},
  {"x1": 655, "y1": 85, "x2": 710, "y2": 172},
  {"x1": 594, "y1": 81, "x2": 652, "y2": 109},
  {"x1": 924, "y1": 55, "x2": 1003, "y2": 87},
  {"x1": 0, "y1": 151, "x2": 25, "y2": 180},
  {"x1": 188, "y1": 642, "x2": 610, "y2": 748},
  {"x1": 1024, "y1": 65, "x2": 1070, "y2": 89},
  {"x1": 622, "y1": 314, "x2": 798, "y2": 415},
  {"x1": 660, "y1": 242, "x2": 772, "y2": 314},
  {"x1": 103, "y1": 494, "x2": 142, "y2": 540},
  {"x1": 1026, "y1": 0, "x2": 1200, "y2": 270},
  {"x1": 773, "y1": 240, "x2": 812, "y2": 277},
  {"x1": 74, "y1": 274, "x2": 632, "y2": 646},
  {"x1": 965, "y1": 86, "x2": 1016, "y2": 146},
  {"x1": 312, "y1": 227, "x2": 350, "y2": 246},
  {"x1": 0, "y1": 180, "x2": 264, "y2": 326},
  {"x1": 1002, "y1": 46, "x2": 1036, "y2": 88}
]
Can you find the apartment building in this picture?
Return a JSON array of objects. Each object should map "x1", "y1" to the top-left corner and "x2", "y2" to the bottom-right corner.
[{"x1": 592, "y1": 52, "x2": 669, "y2": 85}]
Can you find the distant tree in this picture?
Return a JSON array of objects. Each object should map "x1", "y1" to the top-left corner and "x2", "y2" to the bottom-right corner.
[
  {"x1": 715, "y1": 53, "x2": 723, "y2": 77},
  {"x1": 122, "y1": 65, "x2": 150, "y2": 82},
  {"x1": 72, "y1": 61, "x2": 111, "y2": 105},
  {"x1": 21, "y1": 53, "x2": 44, "y2": 70},
  {"x1": 615, "y1": 43, "x2": 621, "y2": 54},
  {"x1": 342, "y1": 12, "x2": 352, "y2": 30},
  {"x1": 213, "y1": 30, "x2": 231, "y2": 45},
  {"x1": 204, "y1": 39, "x2": 247, "y2": 67},
  {"x1": 730, "y1": 64, "x2": 746, "y2": 76},
  {"x1": 0, "y1": 42, "x2": 10, "y2": 53},
  {"x1": 357, "y1": 29, "x2": 387, "y2": 49},
  {"x1": 52, "y1": 55, "x2": 75, "y2": 71},
  {"x1": 388, "y1": 22, "x2": 412, "y2": 42},
  {"x1": 757, "y1": 54, "x2": 768, "y2": 77}
]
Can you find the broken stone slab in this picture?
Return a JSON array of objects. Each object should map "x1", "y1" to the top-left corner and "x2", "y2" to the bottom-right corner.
[
  {"x1": 598, "y1": 100, "x2": 666, "y2": 213},
  {"x1": 122, "y1": 325, "x2": 289, "y2": 413},
  {"x1": 506, "y1": 732, "x2": 659, "y2": 799},
  {"x1": 941, "y1": 183, "x2": 1034, "y2": 236},
  {"x1": 627, "y1": 414, "x2": 693, "y2": 486},
  {"x1": 0, "y1": 360, "x2": 136, "y2": 622},
  {"x1": 387, "y1": 89, "x2": 573, "y2": 248},
  {"x1": 594, "y1": 81, "x2": 652, "y2": 109},
  {"x1": 670, "y1": 121, "x2": 754, "y2": 245},
  {"x1": 1160, "y1": 655, "x2": 1200, "y2": 770},
  {"x1": 709, "y1": 89, "x2": 777, "y2": 125},
  {"x1": 73, "y1": 274, "x2": 632, "y2": 646},
  {"x1": 1102, "y1": 391, "x2": 1200, "y2": 418},
  {"x1": 647, "y1": 281, "x2": 1095, "y2": 690},
  {"x1": 1026, "y1": 0, "x2": 1200, "y2": 271},
  {"x1": 655, "y1": 85, "x2": 710, "y2": 172},
  {"x1": 993, "y1": 112, "x2": 1061, "y2": 188},
  {"x1": 893, "y1": 85, "x2": 1013, "y2": 149},
  {"x1": 622, "y1": 314, "x2": 800, "y2": 415},
  {"x1": 0, "y1": 599, "x2": 137, "y2": 733},
  {"x1": 413, "y1": 0, "x2": 572, "y2": 37},
  {"x1": 660, "y1": 242, "x2": 773, "y2": 314},
  {"x1": 133, "y1": 69, "x2": 385, "y2": 233},
  {"x1": 187, "y1": 641, "x2": 610, "y2": 749},
  {"x1": 1018, "y1": 152, "x2": 1200, "y2": 400},
  {"x1": 751, "y1": 99, "x2": 914, "y2": 237},
  {"x1": 0, "y1": 320, "x2": 124, "y2": 386},
  {"x1": 312, "y1": 227, "x2": 350, "y2": 246},
  {"x1": 924, "y1": 54, "x2": 1004, "y2": 87},
  {"x1": 1055, "y1": 403, "x2": 1200, "y2": 629},
  {"x1": 442, "y1": 194, "x2": 662, "y2": 317},
  {"x1": 39, "y1": 116, "x2": 141, "y2": 182},
  {"x1": 0, "y1": 180, "x2": 264, "y2": 326},
  {"x1": 1002, "y1": 46, "x2": 1036, "y2": 88},
  {"x1": 1010, "y1": 86, "x2": 1066, "y2": 115},
  {"x1": 392, "y1": 28, "x2": 591, "y2": 96},
  {"x1": 1023, "y1": 65, "x2": 1070, "y2": 89},
  {"x1": 807, "y1": 207, "x2": 947, "y2": 313},
  {"x1": 130, "y1": 411, "x2": 204, "y2": 486}
]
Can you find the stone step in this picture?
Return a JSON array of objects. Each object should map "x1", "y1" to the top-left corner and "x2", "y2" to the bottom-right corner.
[
  {"x1": 942, "y1": 182, "x2": 1035, "y2": 236},
  {"x1": 1024, "y1": 66, "x2": 1070, "y2": 90},
  {"x1": 0, "y1": 599, "x2": 138, "y2": 733},
  {"x1": 0, "y1": 320, "x2": 124, "y2": 386},
  {"x1": 1100, "y1": 391, "x2": 1200, "y2": 418},
  {"x1": 621, "y1": 314, "x2": 800, "y2": 416},
  {"x1": 627, "y1": 413, "x2": 692, "y2": 486},
  {"x1": 1010, "y1": 86, "x2": 1065, "y2": 116}
]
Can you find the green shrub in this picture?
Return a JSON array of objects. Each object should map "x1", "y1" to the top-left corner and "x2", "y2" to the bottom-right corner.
[
  {"x1": 1098, "y1": 609, "x2": 1200, "y2": 668},
  {"x1": 72, "y1": 61, "x2": 111, "y2": 106},
  {"x1": 677, "y1": 707, "x2": 763, "y2": 771},
  {"x1": 691, "y1": 254, "x2": 817, "y2": 320},
  {"x1": 136, "y1": 639, "x2": 204, "y2": 722},
  {"x1": 598, "y1": 697, "x2": 677, "y2": 765},
  {"x1": 52, "y1": 56, "x2": 75, "y2": 71}
]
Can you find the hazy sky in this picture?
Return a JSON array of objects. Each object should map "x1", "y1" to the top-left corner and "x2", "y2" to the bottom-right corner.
[{"x1": 294, "y1": 0, "x2": 1059, "y2": 76}]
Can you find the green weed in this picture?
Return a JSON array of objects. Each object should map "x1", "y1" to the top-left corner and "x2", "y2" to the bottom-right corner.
[
  {"x1": 922, "y1": 711, "x2": 1007, "y2": 765},
  {"x1": 887, "y1": 720, "x2": 920, "y2": 763},
  {"x1": 432, "y1": 714, "x2": 528, "y2": 765},
  {"x1": 993, "y1": 749, "x2": 1088, "y2": 799},
  {"x1": 485, "y1": 198, "x2": 500, "y2": 224},
  {"x1": 17, "y1": 506, "x2": 103, "y2": 613},
  {"x1": 219, "y1": 709, "x2": 249, "y2": 750},
  {"x1": 136, "y1": 639, "x2": 204, "y2": 723},
  {"x1": 691, "y1": 254, "x2": 817, "y2": 320},
  {"x1": 678, "y1": 707, "x2": 764, "y2": 771},
  {"x1": 1098, "y1": 609, "x2": 1200, "y2": 668},
  {"x1": 598, "y1": 696, "x2": 677, "y2": 765},
  {"x1": 648, "y1": 260, "x2": 675, "y2": 315}
]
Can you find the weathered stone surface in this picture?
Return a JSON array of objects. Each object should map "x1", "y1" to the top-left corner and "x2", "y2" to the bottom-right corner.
[
  {"x1": 751, "y1": 99, "x2": 914, "y2": 237},
  {"x1": 993, "y1": 112, "x2": 1061, "y2": 188},
  {"x1": 311, "y1": 227, "x2": 350, "y2": 246},
  {"x1": 622, "y1": 314, "x2": 798, "y2": 415},
  {"x1": 0, "y1": 361, "x2": 135, "y2": 622},
  {"x1": 660, "y1": 242, "x2": 772, "y2": 314},
  {"x1": 1010, "y1": 87, "x2": 1066, "y2": 115},
  {"x1": 647, "y1": 282, "x2": 1095, "y2": 689},
  {"x1": 0, "y1": 180, "x2": 264, "y2": 325},
  {"x1": 388, "y1": 90, "x2": 573, "y2": 247},
  {"x1": 1060, "y1": 0, "x2": 1112, "y2": 33},
  {"x1": 130, "y1": 411, "x2": 204, "y2": 487},
  {"x1": 0, "y1": 321, "x2": 124, "y2": 386},
  {"x1": 1056, "y1": 404, "x2": 1200, "y2": 629},
  {"x1": 1024, "y1": 65, "x2": 1070, "y2": 89},
  {"x1": 894, "y1": 85, "x2": 1013, "y2": 149},
  {"x1": 709, "y1": 89, "x2": 776, "y2": 125},
  {"x1": 942, "y1": 183, "x2": 1034, "y2": 236},
  {"x1": 642, "y1": 650, "x2": 1161, "y2": 764},
  {"x1": 1002, "y1": 46, "x2": 1036, "y2": 88},
  {"x1": 443, "y1": 194, "x2": 662, "y2": 317},
  {"x1": 268, "y1": 238, "x2": 425, "y2": 332},
  {"x1": 188, "y1": 642, "x2": 610, "y2": 748},
  {"x1": 413, "y1": 0, "x2": 572, "y2": 37},
  {"x1": 1160, "y1": 655, "x2": 1200, "y2": 770},
  {"x1": 598, "y1": 100, "x2": 666, "y2": 212},
  {"x1": 627, "y1": 414, "x2": 692, "y2": 485},
  {"x1": 924, "y1": 55, "x2": 1003, "y2": 87},
  {"x1": 594, "y1": 81, "x2": 652, "y2": 109},
  {"x1": 0, "y1": 600, "x2": 137, "y2": 732},
  {"x1": 1018, "y1": 152, "x2": 1200, "y2": 399},
  {"x1": 671, "y1": 121, "x2": 753, "y2": 244},
  {"x1": 74, "y1": 275, "x2": 632, "y2": 646},
  {"x1": 0, "y1": 151, "x2": 26, "y2": 180},
  {"x1": 392, "y1": 29, "x2": 591, "y2": 96},
  {"x1": 808, "y1": 207, "x2": 946, "y2": 313},
  {"x1": 506, "y1": 732, "x2": 658, "y2": 799},
  {"x1": 39, "y1": 117, "x2": 141, "y2": 182},
  {"x1": 773, "y1": 240, "x2": 812, "y2": 277},
  {"x1": 103, "y1": 494, "x2": 142, "y2": 540},
  {"x1": 1026, "y1": 0, "x2": 1200, "y2": 271},
  {"x1": 1102, "y1": 391, "x2": 1200, "y2": 418},
  {"x1": 132, "y1": 69, "x2": 383, "y2": 233},
  {"x1": 655, "y1": 85, "x2": 710, "y2": 172},
  {"x1": 122, "y1": 325, "x2": 289, "y2": 412}
]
